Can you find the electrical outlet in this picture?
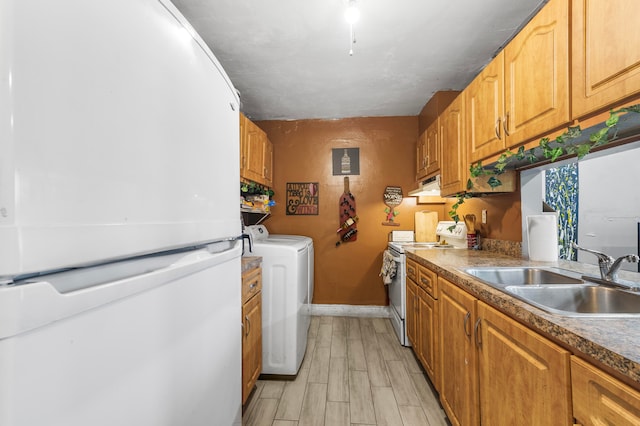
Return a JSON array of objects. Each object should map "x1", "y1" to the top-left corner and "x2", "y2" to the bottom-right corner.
[{"x1": 481, "y1": 209, "x2": 487, "y2": 224}]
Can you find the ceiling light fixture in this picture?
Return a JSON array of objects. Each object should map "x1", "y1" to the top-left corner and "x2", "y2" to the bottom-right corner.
[{"x1": 344, "y1": 0, "x2": 359, "y2": 56}]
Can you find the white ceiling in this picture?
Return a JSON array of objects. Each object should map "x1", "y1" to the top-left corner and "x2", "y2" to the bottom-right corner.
[{"x1": 172, "y1": 0, "x2": 547, "y2": 121}]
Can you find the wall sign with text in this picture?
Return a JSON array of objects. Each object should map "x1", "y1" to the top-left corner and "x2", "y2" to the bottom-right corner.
[
  {"x1": 382, "y1": 186, "x2": 403, "y2": 226},
  {"x1": 286, "y1": 182, "x2": 319, "y2": 215}
]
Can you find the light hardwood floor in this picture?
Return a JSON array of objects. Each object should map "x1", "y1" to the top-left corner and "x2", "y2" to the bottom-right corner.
[{"x1": 242, "y1": 316, "x2": 449, "y2": 426}]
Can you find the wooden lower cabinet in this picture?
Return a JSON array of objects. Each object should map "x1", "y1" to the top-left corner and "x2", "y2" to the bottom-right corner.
[
  {"x1": 406, "y1": 261, "x2": 439, "y2": 386},
  {"x1": 439, "y1": 277, "x2": 572, "y2": 426},
  {"x1": 242, "y1": 267, "x2": 262, "y2": 404},
  {"x1": 439, "y1": 277, "x2": 479, "y2": 426},
  {"x1": 416, "y1": 286, "x2": 438, "y2": 385},
  {"x1": 406, "y1": 276, "x2": 418, "y2": 349},
  {"x1": 572, "y1": 356, "x2": 640, "y2": 425},
  {"x1": 477, "y1": 301, "x2": 572, "y2": 426}
]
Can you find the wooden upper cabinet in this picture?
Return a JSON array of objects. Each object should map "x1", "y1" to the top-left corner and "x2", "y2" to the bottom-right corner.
[
  {"x1": 240, "y1": 113, "x2": 273, "y2": 187},
  {"x1": 467, "y1": 54, "x2": 505, "y2": 163},
  {"x1": 263, "y1": 138, "x2": 273, "y2": 187},
  {"x1": 504, "y1": 0, "x2": 570, "y2": 146},
  {"x1": 246, "y1": 123, "x2": 265, "y2": 182},
  {"x1": 416, "y1": 91, "x2": 458, "y2": 181},
  {"x1": 572, "y1": 0, "x2": 640, "y2": 119},
  {"x1": 416, "y1": 123, "x2": 440, "y2": 180},
  {"x1": 440, "y1": 94, "x2": 468, "y2": 197},
  {"x1": 425, "y1": 121, "x2": 440, "y2": 176},
  {"x1": 416, "y1": 131, "x2": 428, "y2": 180}
]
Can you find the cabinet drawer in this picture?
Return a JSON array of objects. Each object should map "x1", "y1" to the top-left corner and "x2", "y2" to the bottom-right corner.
[
  {"x1": 417, "y1": 264, "x2": 437, "y2": 298},
  {"x1": 406, "y1": 259, "x2": 418, "y2": 282},
  {"x1": 572, "y1": 356, "x2": 640, "y2": 425},
  {"x1": 242, "y1": 267, "x2": 262, "y2": 303}
]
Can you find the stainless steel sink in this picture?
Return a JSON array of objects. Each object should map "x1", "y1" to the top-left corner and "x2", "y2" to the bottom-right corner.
[
  {"x1": 505, "y1": 285, "x2": 640, "y2": 317},
  {"x1": 463, "y1": 267, "x2": 583, "y2": 287},
  {"x1": 463, "y1": 266, "x2": 640, "y2": 316}
]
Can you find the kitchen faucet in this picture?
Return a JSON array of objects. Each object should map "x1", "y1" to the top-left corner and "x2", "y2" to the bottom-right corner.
[{"x1": 572, "y1": 242, "x2": 640, "y2": 289}]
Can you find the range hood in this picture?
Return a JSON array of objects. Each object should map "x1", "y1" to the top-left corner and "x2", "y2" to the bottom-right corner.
[
  {"x1": 408, "y1": 175, "x2": 441, "y2": 197},
  {"x1": 408, "y1": 171, "x2": 517, "y2": 198}
]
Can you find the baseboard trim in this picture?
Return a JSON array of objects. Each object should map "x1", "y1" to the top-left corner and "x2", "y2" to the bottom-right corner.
[{"x1": 311, "y1": 304, "x2": 390, "y2": 318}]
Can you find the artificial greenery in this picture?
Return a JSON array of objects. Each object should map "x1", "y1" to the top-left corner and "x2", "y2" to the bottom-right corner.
[
  {"x1": 240, "y1": 181, "x2": 274, "y2": 197},
  {"x1": 448, "y1": 105, "x2": 640, "y2": 224}
]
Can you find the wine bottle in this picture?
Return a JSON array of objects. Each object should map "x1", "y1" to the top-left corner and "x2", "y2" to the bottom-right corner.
[
  {"x1": 336, "y1": 215, "x2": 359, "y2": 233},
  {"x1": 335, "y1": 228, "x2": 358, "y2": 247},
  {"x1": 341, "y1": 228, "x2": 357, "y2": 241}
]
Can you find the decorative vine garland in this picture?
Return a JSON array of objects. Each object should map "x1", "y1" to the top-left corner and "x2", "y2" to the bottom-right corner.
[{"x1": 448, "y1": 105, "x2": 640, "y2": 224}]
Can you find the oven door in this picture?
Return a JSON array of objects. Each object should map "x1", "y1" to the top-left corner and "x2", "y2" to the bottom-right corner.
[{"x1": 387, "y1": 247, "x2": 410, "y2": 346}]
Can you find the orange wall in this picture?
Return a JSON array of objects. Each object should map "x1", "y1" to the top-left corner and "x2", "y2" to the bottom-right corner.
[
  {"x1": 256, "y1": 117, "x2": 445, "y2": 306},
  {"x1": 444, "y1": 193, "x2": 522, "y2": 242}
]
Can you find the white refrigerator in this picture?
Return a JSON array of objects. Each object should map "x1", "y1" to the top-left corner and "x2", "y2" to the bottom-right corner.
[{"x1": 0, "y1": 0, "x2": 242, "y2": 425}]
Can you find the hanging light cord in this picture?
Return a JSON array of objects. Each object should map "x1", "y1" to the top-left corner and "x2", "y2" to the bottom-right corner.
[
  {"x1": 345, "y1": 0, "x2": 359, "y2": 56},
  {"x1": 349, "y1": 24, "x2": 356, "y2": 55}
]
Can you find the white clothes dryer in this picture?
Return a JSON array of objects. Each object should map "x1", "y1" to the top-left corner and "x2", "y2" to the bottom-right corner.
[
  {"x1": 268, "y1": 233, "x2": 314, "y2": 306},
  {"x1": 244, "y1": 225, "x2": 310, "y2": 376}
]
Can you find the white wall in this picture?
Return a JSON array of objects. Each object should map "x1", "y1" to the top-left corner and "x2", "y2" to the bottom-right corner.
[
  {"x1": 521, "y1": 140, "x2": 640, "y2": 271},
  {"x1": 578, "y1": 144, "x2": 640, "y2": 270}
]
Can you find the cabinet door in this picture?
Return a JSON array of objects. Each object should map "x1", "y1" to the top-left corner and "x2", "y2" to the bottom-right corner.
[
  {"x1": 439, "y1": 278, "x2": 479, "y2": 426},
  {"x1": 417, "y1": 287, "x2": 438, "y2": 387},
  {"x1": 240, "y1": 113, "x2": 248, "y2": 173},
  {"x1": 242, "y1": 292, "x2": 262, "y2": 404},
  {"x1": 572, "y1": 356, "x2": 640, "y2": 426},
  {"x1": 467, "y1": 53, "x2": 505, "y2": 163},
  {"x1": 477, "y1": 302, "x2": 572, "y2": 426},
  {"x1": 425, "y1": 121, "x2": 440, "y2": 176},
  {"x1": 440, "y1": 95, "x2": 468, "y2": 197},
  {"x1": 504, "y1": 0, "x2": 570, "y2": 146},
  {"x1": 263, "y1": 138, "x2": 273, "y2": 187},
  {"x1": 245, "y1": 121, "x2": 266, "y2": 184},
  {"x1": 416, "y1": 131, "x2": 428, "y2": 180},
  {"x1": 572, "y1": 0, "x2": 640, "y2": 118},
  {"x1": 406, "y1": 278, "x2": 418, "y2": 348}
]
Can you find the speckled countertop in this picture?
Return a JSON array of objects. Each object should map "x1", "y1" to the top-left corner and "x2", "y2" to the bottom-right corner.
[
  {"x1": 241, "y1": 256, "x2": 261, "y2": 273},
  {"x1": 405, "y1": 248, "x2": 640, "y2": 389}
]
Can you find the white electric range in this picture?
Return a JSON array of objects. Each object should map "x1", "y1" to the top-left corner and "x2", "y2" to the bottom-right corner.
[{"x1": 387, "y1": 221, "x2": 468, "y2": 346}]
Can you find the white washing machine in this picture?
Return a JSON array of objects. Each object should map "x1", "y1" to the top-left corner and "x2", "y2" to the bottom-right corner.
[
  {"x1": 268, "y1": 233, "x2": 314, "y2": 306},
  {"x1": 244, "y1": 225, "x2": 310, "y2": 376}
]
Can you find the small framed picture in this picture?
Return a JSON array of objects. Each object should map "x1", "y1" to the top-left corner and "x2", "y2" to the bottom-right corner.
[{"x1": 332, "y1": 148, "x2": 360, "y2": 175}]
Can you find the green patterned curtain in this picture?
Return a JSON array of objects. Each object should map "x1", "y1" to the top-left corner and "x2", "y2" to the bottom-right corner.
[{"x1": 545, "y1": 163, "x2": 579, "y2": 260}]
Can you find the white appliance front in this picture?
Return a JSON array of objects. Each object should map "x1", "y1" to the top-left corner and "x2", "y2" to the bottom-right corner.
[
  {"x1": 0, "y1": 241, "x2": 242, "y2": 426},
  {"x1": 0, "y1": 0, "x2": 240, "y2": 279},
  {"x1": 247, "y1": 237, "x2": 309, "y2": 376},
  {"x1": 387, "y1": 244, "x2": 409, "y2": 346},
  {"x1": 269, "y1": 234, "x2": 315, "y2": 306}
]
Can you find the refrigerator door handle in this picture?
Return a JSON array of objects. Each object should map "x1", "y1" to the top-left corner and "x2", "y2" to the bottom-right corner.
[{"x1": 0, "y1": 240, "x2": 242, "y2": 340}]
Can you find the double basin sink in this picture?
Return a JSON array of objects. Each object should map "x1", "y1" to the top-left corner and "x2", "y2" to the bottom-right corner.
[{"x1": 463, "y1": 267, "x2": 640, "y2": 317}]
